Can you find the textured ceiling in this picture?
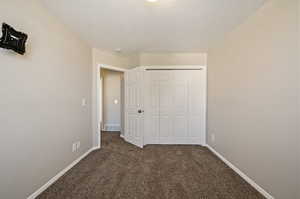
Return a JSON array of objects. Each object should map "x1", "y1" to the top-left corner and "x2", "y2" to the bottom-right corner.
[{"x1": 41, "y1": 0, "x2": 266, "y2": 53}]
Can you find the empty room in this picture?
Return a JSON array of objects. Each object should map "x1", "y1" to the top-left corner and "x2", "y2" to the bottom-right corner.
[{"x1": 0, "y1": 0, "x2": 299, "y2": 199}]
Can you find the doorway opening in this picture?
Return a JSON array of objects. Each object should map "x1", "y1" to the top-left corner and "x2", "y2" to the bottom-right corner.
[
  {"x1": 100, "y1": 68, "x2": 125, "y2": 135},
  {"x1": 96, "y1": 64, "x2": 127, "y2": 148}
]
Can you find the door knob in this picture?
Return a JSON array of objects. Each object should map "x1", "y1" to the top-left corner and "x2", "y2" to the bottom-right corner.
[{"x1": 138, "y1": 110, "x2": 144, "y2": 114}]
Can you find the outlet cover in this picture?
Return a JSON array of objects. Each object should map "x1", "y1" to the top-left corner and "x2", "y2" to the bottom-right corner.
[
  {"x1": 211, "y1": 134, "x2": 216, "y2": 142},
  {"x1": 76, "y1": 141, "x2": 81, "y2": 149}
]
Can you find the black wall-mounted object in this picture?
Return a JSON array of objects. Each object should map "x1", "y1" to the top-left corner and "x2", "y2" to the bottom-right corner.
[{"x1": 0, "y1": 23, "x2": 28, "y2": 55}]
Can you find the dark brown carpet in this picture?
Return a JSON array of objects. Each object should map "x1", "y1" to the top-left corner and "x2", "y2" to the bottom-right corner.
[{"x1": 38, "y1": 132, "x2": 265, "y2": 199}]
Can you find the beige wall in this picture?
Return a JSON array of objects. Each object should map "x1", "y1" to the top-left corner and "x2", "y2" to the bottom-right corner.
[
  {"x1": 139, "y1": 52, "x2": 207, "y2": 66},
  {"x1": 207, "y1": 0, "x2": 299, "y2": 199},
  {"x1": 101, "y1": 69, "x2": 123, "y2": 131},
  {"x1": 0, "y1": 0, "x2": 92, "y2": 199},
  {"x1": 297, "y1": 1, "x2": 300, "y2": 198},
  {"x1": 93, "y1": 50, "x2": 207, "y2": 69},
  {"x1": 93, "y1": 48, "x2": 139, "y2": 69}
]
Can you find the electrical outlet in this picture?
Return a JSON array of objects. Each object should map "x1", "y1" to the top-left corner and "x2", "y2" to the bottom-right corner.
[
  {"x1": 72, "y1": 143, "x2": 77, "y2": 152},
  {"x1": 211, "y1": 133, "x2": 216, "y2": 143},
  {"x1": 76, "y1": 141, "x2": 81, "y2": 149}
]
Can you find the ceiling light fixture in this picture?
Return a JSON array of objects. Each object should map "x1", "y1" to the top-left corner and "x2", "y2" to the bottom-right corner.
[{"x1": 147, "y1": 0, "x2": 158, "y2": 2}]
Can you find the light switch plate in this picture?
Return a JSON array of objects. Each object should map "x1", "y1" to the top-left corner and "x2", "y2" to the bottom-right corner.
[
  {"x1": 72, "y1": 143, "x2": 77, "y2": 152},
  {"x1": 81, "y1": 98, "x2": 87, "y2": 107}
]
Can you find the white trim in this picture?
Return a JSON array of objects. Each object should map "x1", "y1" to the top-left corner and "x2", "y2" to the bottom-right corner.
[
  {"x1": 202, "y1": 66, "x2": 207, "y2": 146},
  {"x1": 143, "y1": 65, "x2": 206, "y2": 70},
  {"x1": 93, "y1": 145, "x2": 101, "y2": 150},
  {"x1": 27, "y1": 147, "x2": 98, "y2": 199},
  {"x1": 206, "y1": 145, "x2": 274, "y2": 199},
  {"x1": 103, "y1": 124, "x2": 121, "y2": 131},
  {"x1": 95, "y1": 65, "x2": 101, "y2": 149},
  {"x1": 120, "y1": 134, "x2": 125, "y2": 139},
  {"x1": 98, "y1": 64, "x2": 128, "y2": 72}
]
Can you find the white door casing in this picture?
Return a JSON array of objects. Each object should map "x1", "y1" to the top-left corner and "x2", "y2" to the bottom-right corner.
[
  {"x1": 124, "y1": 67, "x2": 145, "y2": 148},
  {"x1": 95, "y1": 64, "x2": 128, "y2": 149}
]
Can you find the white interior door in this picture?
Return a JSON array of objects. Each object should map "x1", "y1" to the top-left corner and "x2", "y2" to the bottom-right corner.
[
  {"x1": 124, "y1": 67, "x2": 144, "y2": 148},
  {"x1": 144, "y1": 68, "x2": 206, "y2": 145}
]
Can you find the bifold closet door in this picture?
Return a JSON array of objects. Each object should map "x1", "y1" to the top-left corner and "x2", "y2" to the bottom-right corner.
[{"x1": 144, "y1": 69, "x2": 206, "y2": 145}]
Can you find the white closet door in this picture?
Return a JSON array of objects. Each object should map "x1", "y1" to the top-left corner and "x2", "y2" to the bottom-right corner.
[
  {"x1": 144, "y1": 69, "x2": 206, "y2": 145},
  {"x1": 173, "y1": 71, "x2": 189, "y2": 142},
  {"x1": 144, "y1": 71, "x2": 160, "y2": 144}
]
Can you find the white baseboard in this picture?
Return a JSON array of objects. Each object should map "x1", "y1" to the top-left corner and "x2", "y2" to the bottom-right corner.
[
  {"x1": 103, "y1": 124, "x2": 121, "y2": 131},
  {"x1": 27, "y1": 147, "x2": 98, "y2": 199},
  {"x1": 206, "y1": 145, "x2": 274, "y2": 199},
  {"x1": 120, "y1": 134, "x2": 124, "y2": 139}
]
